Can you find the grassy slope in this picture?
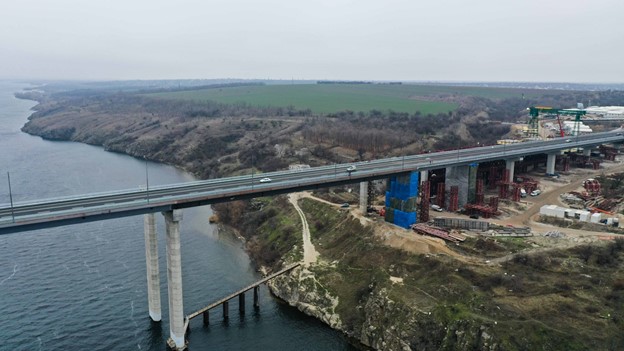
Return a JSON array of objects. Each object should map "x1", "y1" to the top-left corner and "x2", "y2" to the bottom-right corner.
[{"x1": 296, "y1": 198, "x2": 624, "y2": 350}]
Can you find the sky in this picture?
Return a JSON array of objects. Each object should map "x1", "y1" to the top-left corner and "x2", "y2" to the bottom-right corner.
[{"x1": 1, "y1": 0, "x2": 623, "y2": 83}]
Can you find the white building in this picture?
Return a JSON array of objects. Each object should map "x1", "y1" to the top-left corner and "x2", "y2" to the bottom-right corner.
[
  {"x1": 584, "y1": 106, "x2": 624, "y2": 119},
  {"x1": 562, "y1": 121, "x2": 592, "y2": 136}
]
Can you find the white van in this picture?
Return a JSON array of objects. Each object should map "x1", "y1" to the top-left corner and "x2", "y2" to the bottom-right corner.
[{"x1": 530, "y1": 189, "x2": 541, "y2": 196}]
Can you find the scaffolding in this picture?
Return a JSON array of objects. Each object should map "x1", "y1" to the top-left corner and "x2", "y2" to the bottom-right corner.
[
  {"x1": 419, "y1": 180, "x2": 431, "y2": 223},
  {"x1": 436, "y1": 182, "x2": 445, "y2": 208},
  {"x1": 464, "y1": 203, "x2": 500, "y2": 218},
  {"x1": 497, "y1": 169, "x2": 511, "y2": 199},
  {"x1": 448, "y1": 186, "x2": 459, "y2": 212}
]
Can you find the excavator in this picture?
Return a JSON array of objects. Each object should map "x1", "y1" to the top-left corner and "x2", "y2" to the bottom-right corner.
[{"x1": 527, "y1": 106, "x2": 587, "y2": 138}]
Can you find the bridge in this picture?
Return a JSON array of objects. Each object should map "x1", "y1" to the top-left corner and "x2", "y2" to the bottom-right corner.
[{"x1": 1, "y1": 130, "x2": 623, "y2": 349}]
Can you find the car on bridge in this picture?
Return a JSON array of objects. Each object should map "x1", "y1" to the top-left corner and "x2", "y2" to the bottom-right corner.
[
  {"x1": 346, "y1": 165, "x2": 357, "y2": 173},
  {"x1": 259, "y1": 177, "x2": 272, "y2": 183}
]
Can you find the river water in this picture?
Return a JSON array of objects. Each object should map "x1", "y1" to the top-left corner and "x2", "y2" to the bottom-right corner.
[{"x1": 0, "y1": 81, "x2": 355, "y2": 350}]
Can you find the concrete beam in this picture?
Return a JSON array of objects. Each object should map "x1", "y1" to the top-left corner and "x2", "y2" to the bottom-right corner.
[
  {"x1": 163, "y1": 209, "x2": 185, "y2": 349},
  {"x1": 546, "y1": 153, "x2": 557, "y2": 175},
  {"x1": 359, "y1": 181, "x2": 368, "y2": 215},
  {"x1": 144, "y1": 213, "x2": 162, "y2": 322}
]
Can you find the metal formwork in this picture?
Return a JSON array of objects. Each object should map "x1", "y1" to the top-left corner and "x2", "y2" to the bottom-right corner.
[
  {"x1": 420, "y1": 180, "x2": 431, "y2": 222},
  {"x1": 449, "y1": 186, "x2": 459, "y2": 212},
  {"x1": 436, "y1": 182, "x2": 445, "y2": 208}
]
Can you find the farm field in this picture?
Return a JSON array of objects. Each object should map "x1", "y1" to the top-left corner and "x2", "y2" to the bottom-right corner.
[
  {"x1": 145, "y1": 84, "x2": 437, "y2": 114},
  {"x1": 147, "y1": 83, "x2": 547, "y2": 115}
]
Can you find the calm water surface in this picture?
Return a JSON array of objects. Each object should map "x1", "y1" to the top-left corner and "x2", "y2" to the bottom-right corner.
[{"x1": 0, "y1": 81, "x2": 356, "y2": 351}]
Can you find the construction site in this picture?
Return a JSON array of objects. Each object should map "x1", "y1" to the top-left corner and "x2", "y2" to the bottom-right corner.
[{"x1": 329, "y1": 105, "x2": 624, "y2": 256}]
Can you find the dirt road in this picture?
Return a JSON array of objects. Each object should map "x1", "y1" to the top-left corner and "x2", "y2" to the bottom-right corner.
[{"x1": 288, "y1": 193, "x2": 319, "y2": 265}]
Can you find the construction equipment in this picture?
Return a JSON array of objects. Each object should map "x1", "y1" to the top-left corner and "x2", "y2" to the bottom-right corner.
[{"x1": 528, "y1": 106, "x2": 587, "y2": 138}]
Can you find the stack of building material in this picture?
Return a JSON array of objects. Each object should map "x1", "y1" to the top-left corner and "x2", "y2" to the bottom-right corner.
[
  {"x1": 411, "y1": 223, "x2": 458, "y2": 243},
  {"x1": 433, "y1": 217, "x2": 489, "y2": 231}
]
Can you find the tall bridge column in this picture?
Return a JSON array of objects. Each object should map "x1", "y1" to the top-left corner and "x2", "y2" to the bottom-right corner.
[
  {"x1": 163, "y1": 210, "x2": 185, "y2": 350},
  {"x1": 546, "y1": 153, "x2": 557, "y2": 175},
  {"x1": 144, "y1": 213, "x2": 161, "y2": 322},
  {"x1": 420, "y1": 170, "x2": 428, "y2": 182},
  {"x1": 505, "y1": 157, "x2": 522, "y2": 182},
  {"x1": 583, "y1": 148, "x2": 592, "y2": 156},
  {"x1": 445, "y1": 166, "x2": 469, "y2": 208},
  {"x1": 359, "y1": 181, "x2": 368, "y2": 215}
]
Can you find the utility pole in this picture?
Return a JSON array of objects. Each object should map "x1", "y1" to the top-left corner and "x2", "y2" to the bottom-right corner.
[
  {"x1": 7, "y1": 172, "x2": 14, "y2": 223},
  {"x1": 145, "y1": 158, "x2": 150, "y2": 204}
]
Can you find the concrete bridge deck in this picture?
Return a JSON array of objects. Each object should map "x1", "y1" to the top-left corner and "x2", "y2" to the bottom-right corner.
[{"x1": 1, "y1": 131, "x2": 622, "y2": 235}]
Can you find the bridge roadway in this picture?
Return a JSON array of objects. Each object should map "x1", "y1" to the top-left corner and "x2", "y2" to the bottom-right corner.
[{"x1": 1, "y1": 131, "x2": 623, "y2": 234}]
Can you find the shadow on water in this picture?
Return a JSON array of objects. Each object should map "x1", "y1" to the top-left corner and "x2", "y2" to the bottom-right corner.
[{"x1": 146, "y1": 319, "x2": 165, "y2": 349}]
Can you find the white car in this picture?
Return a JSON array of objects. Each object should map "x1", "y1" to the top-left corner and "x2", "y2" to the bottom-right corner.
[
  {"x1": 530, "y1": 189, "x2": 541, "y2": 196},
  {"x1": 346, "y1": 165, "x2": 357, "y2": 172},
  {"x1": 259, "y1": 177, "x2": 272, "y2": 183},
  {"x1": 431, "y1": 204, "x2": 443, "y2": 212}
]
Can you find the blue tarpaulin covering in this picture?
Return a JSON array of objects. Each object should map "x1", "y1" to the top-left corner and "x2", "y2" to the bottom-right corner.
[
  {"x1": 385, "y1": 172, "x2": 419, "y2": 227},
  {"x1": 387, "y1": 172, "x2": 419, "y2": 201},
  {"x1": 394, "y1": 209, "x2": 417, "y2": 229}
]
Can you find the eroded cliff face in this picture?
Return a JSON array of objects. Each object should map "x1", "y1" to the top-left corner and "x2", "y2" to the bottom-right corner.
[
  {"x1": 270, "y1": 268, "x2": 501, "y2": 351},
  {"x1": 269, "y1": 266, "x2": 343, "y2": 330},
  {"x1": 357, "y1": 288, "x2": 500, "y2": 351}
]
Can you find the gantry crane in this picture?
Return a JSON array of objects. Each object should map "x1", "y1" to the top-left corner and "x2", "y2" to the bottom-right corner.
[{"x1": 528, "y1": 106, "x2": 587, "y2": 138}]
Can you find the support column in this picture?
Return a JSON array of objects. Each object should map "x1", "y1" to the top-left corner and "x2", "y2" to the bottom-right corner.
[
  {"x1": 505, "y1": 159, "x2": 515, "y2": 183},
  {"x1": 239, "y1": 292, "x2": 245, "y2": 313},
  {"x1": 253, "y1": 286, "x2": 259, "y2": 308},
  {"x1": 359, "y1": 181, "x2": 368, "y2": 215},
  {"x1": 445, "y1": 166, "x2": 469, "y2": 208},
  {"x1": 144, "y1": 213, "x2": 161, "y2": 322},
  {"x1": 420, "y1": 170, "x2": 429, "y2": 182},
  {"x1": 583, "y1": 148, "x2": 591, "y2": 157},
  {"x1": 546, "y1": 153, "x2": 557, "y2": 175},
  {"x1": 163, "y1": 210, "x2": 185, "y2": 349},
  {"x1": 223, "y1": 301, "x2": 229, "y2": 320}
]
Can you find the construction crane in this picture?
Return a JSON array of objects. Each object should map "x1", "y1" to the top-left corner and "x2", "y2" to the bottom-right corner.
[{"x1": 527, "y1": 106, "x2": 587, "y2": 138}]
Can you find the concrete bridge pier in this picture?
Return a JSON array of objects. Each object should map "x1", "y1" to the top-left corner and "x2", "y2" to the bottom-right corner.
[
  {"x1": 144, "y1": 213, "x2": 162, "y2": 322},
  {"x1": 546, "y1": 153, "x2": 557, "y2": 175},
  {"x1": 505, "y1": 157, "x2": 522, "y2": 182},
  {"x1": 253, "y1": 286, "x2": 260, "y2": 308},
  {"x1": 445, "y1": 166, "x2": 469, "y2": 208},
  {"x1": 163, "y1": 209, "x2": 185, "y2": 350},
  {"x1": 420, "y1": 170, "x2": 428, "y2": 182},
  {"x1": 239, "y1": 292, "x2": 245, "y2": 314},
  {"x1": 583, "y1": 148, "x2": 592, "y2": 156},
  {"x1": 359, "y1": 181, "x2": 368, "y2": 215}
]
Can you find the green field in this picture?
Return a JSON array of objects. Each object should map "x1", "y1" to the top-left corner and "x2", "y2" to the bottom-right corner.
[{"x1": 147, "y1": 83, "x2": 539, "y2": 115}]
